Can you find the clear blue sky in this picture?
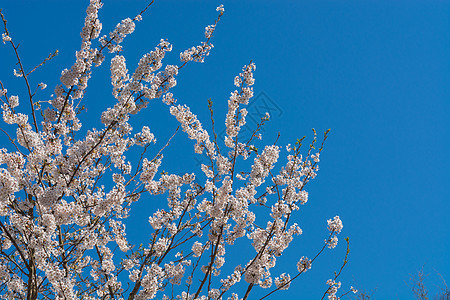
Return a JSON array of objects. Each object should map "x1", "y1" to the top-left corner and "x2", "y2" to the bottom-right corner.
[{"x1": 0, "y1": 1, "x2": 449, "y2": 299}]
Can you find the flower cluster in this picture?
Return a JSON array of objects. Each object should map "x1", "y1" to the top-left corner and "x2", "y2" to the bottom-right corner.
[
  {"x1": 326, "y1": 279, "x2": 342, "y2": 300},
  {"x1": 1, "y1": 33, "x2": 11, "y2": 43},
  {"x1": 180, "y1": 42, "x2": 214, "y2": 63},
  {"x1": 180, "y1": 6, "x2": 223, "y2": 64},
  {"x1": 297, "y1": 256, "x2": 312, "y2": 272},
  {"x1": 274, "y1": 273, "x2": 291, "y2": 290},
  {"x1": 327, "y1": 216, "x2": 343, "y2": 233},
  {"x1": 224, "y1": 62, "x2": 256, "y2": 151},
  {"x1": 100, "y1": 17, "x2": 135, "y2": 53}
]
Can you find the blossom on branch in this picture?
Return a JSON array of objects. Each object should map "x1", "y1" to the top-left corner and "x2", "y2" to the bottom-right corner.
[{"x1": 0, "y1": 2, "x2": 349, "y2": 299}]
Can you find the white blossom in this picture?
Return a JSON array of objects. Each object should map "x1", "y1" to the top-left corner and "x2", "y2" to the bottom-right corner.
[
  {"x1": 2, "y1": 33, "x2": 11, "y2": 43},
  {"x1": 274, "y1": 273, "x2": 291, "y2": 290},
  {"x1": 297, "y1": 256, "x2": 312, "y2": 272},
  {"x1": 216, "y1": 5, "x2": 225, "y2": 14},
  {"x1": 327, "y1": 216, "x2": 343, "y2": 233}
]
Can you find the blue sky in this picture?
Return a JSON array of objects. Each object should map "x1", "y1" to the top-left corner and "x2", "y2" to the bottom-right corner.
[{"x1": 0, "y1": 1, "x2": 449, "y2": 299}]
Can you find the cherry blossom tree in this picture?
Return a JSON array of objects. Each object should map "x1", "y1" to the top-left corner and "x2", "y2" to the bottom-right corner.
[{"x1": 0, "y1": 1, "x2": 353, "y2": 299}]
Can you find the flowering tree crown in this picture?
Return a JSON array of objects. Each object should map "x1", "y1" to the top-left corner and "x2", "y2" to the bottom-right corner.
[{"x1": 0, "y1": 2, "x2": 350, "y2": 299}]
